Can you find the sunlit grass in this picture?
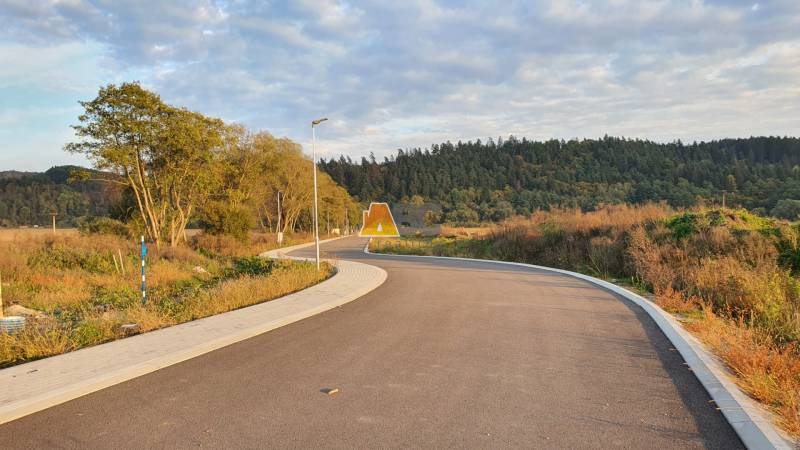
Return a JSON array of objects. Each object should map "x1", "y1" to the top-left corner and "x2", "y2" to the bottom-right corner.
[{"x1": 0, "y1": 229, "x2": 329, "y2": 367}]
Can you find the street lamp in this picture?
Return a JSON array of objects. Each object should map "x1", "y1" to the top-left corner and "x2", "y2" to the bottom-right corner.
[
  {"x1": 311, "y1": 117, "x2": 328, "y2": 270},
  {"x1": 276, "y1": 190, "x2": 283, "y2": 247}
]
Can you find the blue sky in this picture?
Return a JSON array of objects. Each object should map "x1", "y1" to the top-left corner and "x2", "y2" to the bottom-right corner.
[{"x1": 1, "y1": 0, "x2": 799, "y2": 171}]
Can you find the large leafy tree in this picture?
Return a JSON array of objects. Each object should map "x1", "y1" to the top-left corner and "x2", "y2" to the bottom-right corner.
[{"x1": 66, "y1": 82, "x2": 224, "y2": 247}]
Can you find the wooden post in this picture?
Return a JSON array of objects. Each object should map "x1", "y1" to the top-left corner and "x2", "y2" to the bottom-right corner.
[
  {"x1": 118, "y1": 249, "x2": 125, "y2": 274},
  {"x1": 50, "y1": 212, "x2": 58, "y2": 234}
]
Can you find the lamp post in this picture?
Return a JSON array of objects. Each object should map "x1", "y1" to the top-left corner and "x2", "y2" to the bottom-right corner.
[
  {"x1": 311, "y1": 117, "x2": 328, "y2": 270},
  {"x1": 276, "y1": 190, "x2": 283, "y2": 247}
]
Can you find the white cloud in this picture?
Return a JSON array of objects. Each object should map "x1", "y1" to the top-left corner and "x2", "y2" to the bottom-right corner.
[{"x1": 0, "y1": 0, "x2": 798, "y2": 169}]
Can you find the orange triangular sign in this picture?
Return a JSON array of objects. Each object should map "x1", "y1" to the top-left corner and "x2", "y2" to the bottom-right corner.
[{"x1": 359, "y1": 202, "x2": 400, "y2": 237}]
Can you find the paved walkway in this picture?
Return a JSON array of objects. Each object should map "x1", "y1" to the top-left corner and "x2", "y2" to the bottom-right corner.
[{"x1": 0, "y1": 239, "x2": 386, "y2": 425}]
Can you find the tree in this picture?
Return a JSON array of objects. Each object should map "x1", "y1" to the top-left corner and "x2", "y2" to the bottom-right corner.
[
  {"x1": 771, "y1": 199, "x2": 800, "y2": 220},
  {"x1": 66, "y1": 83, "x2": 224, "y2": 247}
]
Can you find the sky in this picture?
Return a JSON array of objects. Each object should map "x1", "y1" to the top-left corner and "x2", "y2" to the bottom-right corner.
[{"x1": 0, "y1": 0, "x2": 799, "y2": 171}]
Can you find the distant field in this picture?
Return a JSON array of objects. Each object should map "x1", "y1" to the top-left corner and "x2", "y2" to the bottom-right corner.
[
  {"x1": 0, "y1": 228, "x2": 79, "y2": 241},
  {"x1": 0, "y1": 227, "x2": 204, "y2": 242}
]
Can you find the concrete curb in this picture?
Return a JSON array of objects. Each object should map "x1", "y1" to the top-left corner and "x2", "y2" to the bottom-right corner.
[
  {"x1": 365, "y1": 240, "x2": 794, "y2": 450},
  {"x1": 0, "y1": 238, "x2": 387, "y2": 425}
]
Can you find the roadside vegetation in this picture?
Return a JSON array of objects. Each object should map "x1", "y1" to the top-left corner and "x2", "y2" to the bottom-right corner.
[
  {"x1": 0, "y1": 229, "x2": 331, "y2": 367},
  {"x1": 0, "y1": 82, "x2": 354, "y2": 367},
  {"x1": 371, "y1": 204, "x2": 800, "y2": 437}
]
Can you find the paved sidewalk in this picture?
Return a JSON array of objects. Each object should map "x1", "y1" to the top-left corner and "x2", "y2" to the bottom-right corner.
[{"x1": 0, "y1": 239, "x2": 387, "y2": 425}]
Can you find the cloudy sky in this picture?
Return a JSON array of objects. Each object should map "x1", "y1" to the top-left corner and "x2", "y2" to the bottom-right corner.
[{"x1": 1, "y1": 0, "x2": 799, "y2": 170}]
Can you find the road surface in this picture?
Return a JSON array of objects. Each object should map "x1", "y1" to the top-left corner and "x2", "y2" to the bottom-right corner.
[{"x1": 0, "y1": 237, "x2": 742, "y2": 449}]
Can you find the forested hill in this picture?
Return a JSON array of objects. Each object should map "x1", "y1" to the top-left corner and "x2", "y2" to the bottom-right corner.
[
  {"x1": 320, "y1": 136, "x2": 800, "y2": 223},
  {"x1": 0, "y1": 166, "x2": 121, "y2": 227}
]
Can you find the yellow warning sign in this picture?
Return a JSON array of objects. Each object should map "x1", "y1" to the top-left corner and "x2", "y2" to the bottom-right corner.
[{"x1": 359, "y1": 202, "x2": 400, "y2": 237}]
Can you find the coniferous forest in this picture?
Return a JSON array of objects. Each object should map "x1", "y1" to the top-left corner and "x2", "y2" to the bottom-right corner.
[
  {"x1": 0, "y1": 166, "x2": 122, "y2": 227},
  {"x1": 320, "y1": 136, "x2": 800, "y2": 224}
]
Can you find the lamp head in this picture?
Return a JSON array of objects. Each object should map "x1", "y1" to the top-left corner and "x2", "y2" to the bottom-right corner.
[{"x1": 312, "y1": 117, "x2": 328, "y2": 126}]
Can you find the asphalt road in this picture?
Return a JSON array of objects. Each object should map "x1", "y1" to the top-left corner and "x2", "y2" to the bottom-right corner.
[{"x1": 0, "y1": 237, "x2": 742, "y2": 449}]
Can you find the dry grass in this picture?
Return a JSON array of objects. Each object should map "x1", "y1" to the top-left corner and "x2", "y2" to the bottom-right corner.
[
  {"x1": 0, "y1": 229, "x2": 330, "y2": 367},
  {"x1": 439, "y1": 225, "x2": 494, "y2": 238},
  {"x1": 0, "y1": 228, "x2": 79, "y2": 242},
  {"x1": 175, "y1": 261, "x2": 330, "y2": 320},
  {"x1": 688, "y1": 310, "x2": 800, "y2": 436},
  {"x1": 654, "y1": 287, "x2": 702, "y2": 315},
  {"x1": 189, "y1": 231, "x2": 313, "y2": 258}
]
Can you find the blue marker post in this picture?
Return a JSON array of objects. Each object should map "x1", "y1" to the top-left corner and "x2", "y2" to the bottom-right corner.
[{"x1": 140, "y1": 235, "x2": 147, "y2": 305}]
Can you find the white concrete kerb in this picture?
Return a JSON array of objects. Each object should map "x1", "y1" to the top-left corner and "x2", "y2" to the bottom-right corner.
[
  {"x1": 365, "y1": 238, "x2": 794, "y2": 450},
  {"x1": 0, "y1": 238, "x2": 387, "y2": 425}
]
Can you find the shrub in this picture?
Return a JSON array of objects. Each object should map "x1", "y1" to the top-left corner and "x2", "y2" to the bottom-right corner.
[
  {"x1": 73, "y1": 319, "x2": 114, "y2": 347},
  {"x1": 199, "y1": 203, "x2": 253, "y2": 242},
  {"x1": 27, "y1": 245, "x2": 116, "y2": 274},
  {"x1": 233, "y1": 257, "x2": 275, "y2": 276},
  {"x1": 76, "y1": 216, "x2": 130, "y2": 237},
  {"x1": 666, "y1": 212, "x2": 699, "y2": 239}
]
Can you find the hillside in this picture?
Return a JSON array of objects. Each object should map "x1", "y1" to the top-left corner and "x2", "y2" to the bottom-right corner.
[
  {"x1": 0, "y1": 166, "x2": 122, "y2": 227},
  {"x1": 320, "y1": 136, "x2": 800, "y2": 224}
]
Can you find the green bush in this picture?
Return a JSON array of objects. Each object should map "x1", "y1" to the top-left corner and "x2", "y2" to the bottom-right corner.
[
  {"x1": 200, "y1": 203, "x2": 253, "y2": 242},
  {"x1": 233, "y1": 257, "x2": 275, "y2": 276},
  {"x1": 76, "y1": 216, "x2": 130, "y2": 237},
  {"x1": 666, "y1": 212, "x2": 698, "y2": 239},
  {"x1": 73, "y1": 320, "x2": 109, "y2": 347}
]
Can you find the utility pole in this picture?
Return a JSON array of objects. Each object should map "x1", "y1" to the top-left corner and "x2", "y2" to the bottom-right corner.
[
  {"x1": 50, "y1": 212, "x2": 58, "y2": 235},
  {"x1": 722, "y1": 190, "x2": 727, "y2": 210},
  {"x1": 276, "y1": 191, "x2": 283, "y2": 247},
  {"x1": 311, "y1": 117, "x2": 328, "y2": 270}
]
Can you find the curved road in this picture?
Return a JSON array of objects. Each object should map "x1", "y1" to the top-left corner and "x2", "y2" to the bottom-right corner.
[{"x1": 0, "y1": 237, "x2": 742, "y2": 449}]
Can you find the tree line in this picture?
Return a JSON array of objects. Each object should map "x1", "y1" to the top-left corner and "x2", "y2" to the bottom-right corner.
[
  {"x1": 4, "y1": 82, "x2": 360, "y2": 247},
  {"x1": 319, "y1": 135, "x2": 800, "y2": 224},
  {"x1": 0, "y1": 166, "x2": 122, "y2": 227}
]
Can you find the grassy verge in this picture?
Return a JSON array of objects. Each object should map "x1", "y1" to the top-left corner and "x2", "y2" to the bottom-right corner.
[
  {"x1": 371, "y1": 204, "x2": 800, "y2": 439},
  {"x1": 0, "y1": 230, "x2": 331, "y2": 367}
]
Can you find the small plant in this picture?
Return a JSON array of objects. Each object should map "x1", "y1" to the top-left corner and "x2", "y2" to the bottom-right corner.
[
  {"x1": 76, "y1": 216, "x2": 130, "y2": 237},
  {"x1": 666, "y1": 212, "x2": 699, "y2": 239},
  {"x1": 233, "y1": 257, "x2": 275, "y2": 276}
]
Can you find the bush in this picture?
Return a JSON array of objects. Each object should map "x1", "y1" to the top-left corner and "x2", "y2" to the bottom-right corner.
[
  {"x1": 76, "y1": 216, "x2": 130, "y2": 237},
  {"x1": 200, "y1": 203, "x2": 253, "y2": 242},
  {"x1": 666, "y1": 212, "x2": 699, "y2": 239},
  {"x1": 73, "y1": 320, "x2": 112, "y2": 347},
  {"x1": 233, "y1": 257, "x2": 275, "y2": 276},
  {"x1": 27, "y1": 245, "x2": 115, "y2": 274}
]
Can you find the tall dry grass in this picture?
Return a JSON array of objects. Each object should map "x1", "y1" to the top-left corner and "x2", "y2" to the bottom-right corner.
[{"x1": 0, "y1": 229, "x2": 330, "y2": 367}]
